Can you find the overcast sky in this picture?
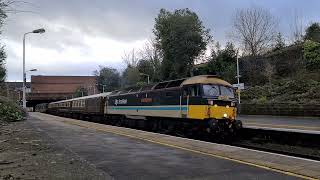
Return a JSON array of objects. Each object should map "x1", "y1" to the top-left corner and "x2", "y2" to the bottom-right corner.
[{"x1": 3, "y1": 0, "x2": 320, "y2": 81}]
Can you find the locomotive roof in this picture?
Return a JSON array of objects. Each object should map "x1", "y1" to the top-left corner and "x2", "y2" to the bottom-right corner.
[
  {"x1": 181, "y1": 75, "x2": 232, "y2": 87},
  {"x1": 110, "y1": 75, "x2": 232, "y2": 95},
  {"x1": 50, "y1": 75, "x2": 232, "y2": 103}
]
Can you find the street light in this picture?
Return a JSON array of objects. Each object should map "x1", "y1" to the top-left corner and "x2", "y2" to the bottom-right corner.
[
  {"x1": 27, "y1": 68, "x2": 37, "y2": 72},
  {"x1": 22, "y1": 28, "x2": 45, "y2": 109},
  {"x1": 139, "y1": 73, "x2": 150, "y2": 84}
]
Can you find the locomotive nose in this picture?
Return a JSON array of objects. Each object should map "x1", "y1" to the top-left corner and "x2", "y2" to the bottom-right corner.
[{"x1": 209, "y1": 104, "x2": 236, "y2": 120}]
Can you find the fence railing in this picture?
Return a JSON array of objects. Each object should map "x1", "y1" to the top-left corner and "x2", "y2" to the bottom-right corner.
[{"x1": 239, "y1": 103, "x2": 320, "y2": 117}]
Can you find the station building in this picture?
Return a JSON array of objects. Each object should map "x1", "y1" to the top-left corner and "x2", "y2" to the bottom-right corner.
[{"x1": 27, "y1": 75, "x2": 98, "y2": 108}]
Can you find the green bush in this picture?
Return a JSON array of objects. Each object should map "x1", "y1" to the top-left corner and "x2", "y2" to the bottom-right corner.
[
  {"x1": 303, "y1": 40, "x2": 320, "y2": 70},
  {"x1": 0, "y1": 96, "x2": 26, "y2": 122},
  {"x1": 241, "y1": 76, "x2": 320, "y2": 104}
]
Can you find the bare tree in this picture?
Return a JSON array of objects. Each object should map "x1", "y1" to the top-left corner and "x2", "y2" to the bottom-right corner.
[
  {"x1": 290, "y1": 12, "x2": 304, "y2": 44},
  {"x1": 122, "y1": 49, "x2": 139, "y2": 68},
  {"x1": 232, "y1": 6, "x2": 278, "y2": 56},
  {"x1": 138, "y1": 39, "x2": 162, "y2": 81},
  {"x1": 139, "y1": 39, "x2": 161, "y2": 68}
]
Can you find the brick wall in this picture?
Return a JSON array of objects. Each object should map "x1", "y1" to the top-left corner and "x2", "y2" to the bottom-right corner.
[{"x1": 31, "y1": 76, "x2": 98, "y2": 97}]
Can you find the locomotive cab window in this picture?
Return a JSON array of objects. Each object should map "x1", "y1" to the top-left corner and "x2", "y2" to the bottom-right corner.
[
  {"x1": 202, "y1": 84, "x2": 235, "y2": 98},
  {"x1": 220, "y1": 86, "x2": 235, "y2": 98},
  {"x1": 202, "y1": 84, "x2": 220, "y2": 97}
]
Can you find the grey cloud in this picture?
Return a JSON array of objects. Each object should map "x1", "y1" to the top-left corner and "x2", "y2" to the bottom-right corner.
[
  {"x1": 4, "y1": 0, "x2": 320, "y2": 47},
  {"x1": 3, "y1": 0, "x2": 320, "y2": 81}
]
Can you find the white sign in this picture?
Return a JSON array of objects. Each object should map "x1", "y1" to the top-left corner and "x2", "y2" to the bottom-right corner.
[
  {"x1": 232, "y1": 83, "x2": 245, "y2": 90},
  {"x1": 115, "y1": 99, "x2": 127, "y2": 105}
]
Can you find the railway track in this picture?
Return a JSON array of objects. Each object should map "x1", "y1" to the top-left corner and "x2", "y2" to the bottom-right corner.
[{"x1": 231, "y1": 128, "x2": 320, "y2": 161}]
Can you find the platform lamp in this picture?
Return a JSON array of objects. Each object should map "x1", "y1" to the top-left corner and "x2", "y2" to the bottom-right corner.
[{"x1": 22, "y1": 28, "x2": 45, "y2": 109}]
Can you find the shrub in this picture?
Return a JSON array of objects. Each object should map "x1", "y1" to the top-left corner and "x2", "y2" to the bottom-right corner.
[
  {"x1": 241, "y1": 77, "x2": 320, "y2": 104},
  {"x1": 0, "y1": 96, "x2": 26, "y2": 122},
  {"x1": 303, "y1": 40, "x2": 320, "y2": 70}
]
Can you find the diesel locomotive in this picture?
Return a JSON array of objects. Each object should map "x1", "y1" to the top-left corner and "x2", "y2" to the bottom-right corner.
[{"x1": 46, "y1": 75, "x2": 242, "y2": 138}]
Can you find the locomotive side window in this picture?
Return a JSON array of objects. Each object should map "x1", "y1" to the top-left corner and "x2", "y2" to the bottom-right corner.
[
  {"x1": 183, "y1": 85, "x2": 200, "y2": 96},
  {"x1": 190, "y1": 85, "x2": 200, "y2": 96}
]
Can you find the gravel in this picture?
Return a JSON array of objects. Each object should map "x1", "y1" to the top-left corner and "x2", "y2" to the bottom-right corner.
[{"x1": 0, "y1": 119, "x2": 112, "y2": 180}]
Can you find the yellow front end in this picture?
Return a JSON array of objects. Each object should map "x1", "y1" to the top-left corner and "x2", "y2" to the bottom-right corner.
[
  {"x1": 209, "y1": 105, "x2": 237, "y2": 121},
  {"x1": 187, "y1": 105, "x2": 237, "y2": 121}
]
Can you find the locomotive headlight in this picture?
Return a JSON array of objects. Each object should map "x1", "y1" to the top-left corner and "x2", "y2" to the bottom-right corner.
[{"x1": 223, "y1": 113, "x2": 228, "y2": 118}]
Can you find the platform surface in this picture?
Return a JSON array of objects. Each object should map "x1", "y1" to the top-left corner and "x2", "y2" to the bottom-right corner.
[
  {"x1": 29, "y1": 112, "x2": 320, "y2": 180},
  {"x1": 239, "y1": 115, "x2": 320, "y2": 133}
]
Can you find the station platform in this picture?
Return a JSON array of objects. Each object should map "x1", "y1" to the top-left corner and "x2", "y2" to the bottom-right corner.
[
  {"x1": 239, "y1": 115, "x2": 320, "y2": 134},
  {"x1": 29, "y1": 112, "x2": 320, "y2": 179}
]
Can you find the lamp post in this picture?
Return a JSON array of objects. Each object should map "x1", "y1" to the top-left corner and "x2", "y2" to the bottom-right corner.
[
  {"x1": 139, "y1": 73, "x2": 150, "y2": 84},
  {"x1": 235, "y1": 50, "x2": 241, "y2": 104},
  {"x1": 22, "y1": 28, "x2": 45, "y2": 109}
]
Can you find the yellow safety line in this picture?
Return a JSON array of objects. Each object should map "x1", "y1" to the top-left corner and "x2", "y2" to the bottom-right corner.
[
  {"x1": 57, "y1": 119, "x2": 318, "y2": 180},
  {"x1": 244, "y1": 122, "x2": 320, "y2": 131}
]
